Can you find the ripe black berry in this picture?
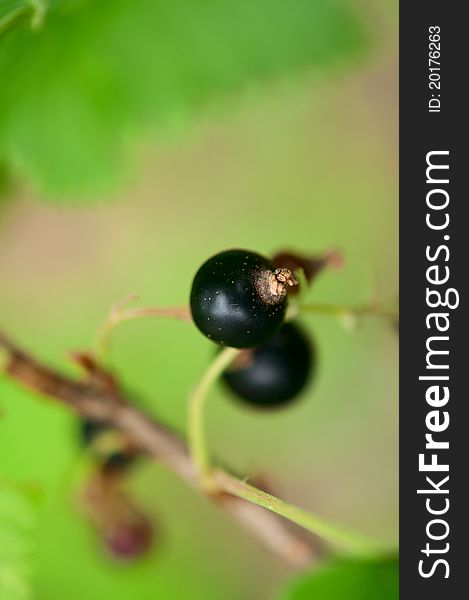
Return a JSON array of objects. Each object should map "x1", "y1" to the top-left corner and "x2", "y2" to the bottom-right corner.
[
  {"x1": 190, "y1": 249, "x2": 297, "y2": 348},
  {"x1": 222, "y1": 321, "x2": 315, "y2": 407}
]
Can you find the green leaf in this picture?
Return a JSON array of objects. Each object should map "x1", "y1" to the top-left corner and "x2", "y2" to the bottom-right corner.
[
  {"x1": 0, "y1": 482, "x2": 39, "y2": 600},
  {"x1": 280, "y1": 556, "x2": 398, "y2": 600},
  {"x1": 0, "y1": 1, "x2": 31, "y2": 34},
  {"x1": 0, "y1": 0, "x2": 367, "y2": 199},
  {"x1": 0, "y1": 158, "x2": 14, "y2": 198},
  {"x1": 0, "y1": 1, "x2": 46, "y2": 35}
]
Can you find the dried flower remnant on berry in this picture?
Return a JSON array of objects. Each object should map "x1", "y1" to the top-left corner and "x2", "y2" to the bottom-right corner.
[
  {"x1": 273, "y1": 248, "x2": 344, "y2": 295},
  {"x1": 255, "y1": 268, "x2": 298, "y2": 304}
]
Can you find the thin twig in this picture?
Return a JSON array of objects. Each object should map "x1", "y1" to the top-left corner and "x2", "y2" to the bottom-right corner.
[
  {"x1": 94, "y1": 293, "x2": 398, "y2": 363},
  {"x1": 0, "y1": 331, "x2": 317, "y2": 568},
  {"x1": 212, "y1": 471, "x2": 386, "y2": 556},
  {"x1": 186, "y1": 346, "x2": 390, "y2": 557},
  {"x1": 300, "y1": 303, "x2": 398, "y2": 320},
  {"x1": 94, "y1": 294, "x2": 191, "y2": 361}
]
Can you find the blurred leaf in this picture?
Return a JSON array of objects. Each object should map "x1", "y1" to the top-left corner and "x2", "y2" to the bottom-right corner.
[
  {"x1": 0, "y1": 0, "x2": 367, "y2": 199},
  {"x1": 0, "y1": 158, "x2": 16, "y2": 201},
  {"x1": 0, "y1": 1, "x2": 31, "y2": 35},
  {"x1": 280, "y1": 556, "x2": 398, "y2": 600},
  {"x1": 0, "y1": 1, "x2": 46, "y2": 35},
  {"x1": 0, "y1": 482, "x2": 38, "y2": 600}
]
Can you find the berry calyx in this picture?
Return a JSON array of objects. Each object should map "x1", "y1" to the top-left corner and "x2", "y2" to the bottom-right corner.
[
  {"x1": 222, "y1": 321, "x2": 314, "y2": 407},
  {"x1": 190, "y1": 249, "x2": 297, "y2": 348}
]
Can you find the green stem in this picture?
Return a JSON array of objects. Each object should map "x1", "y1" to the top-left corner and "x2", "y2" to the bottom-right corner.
[
  {"x1": 188, "y1": 347, "x2": 239, "y2": 482},
  {"x1": 214, "y1": 470, "x2": 387, "y2": 557},
  {"x1": 300, "y1": 302, "x2": 398, "y2": 320},
  {"x1": 187, "y1": 349, "x2": 390, "y2": 556},
  {"x1": 94, "y1": 297, "x2": 191, "y2": 362}
]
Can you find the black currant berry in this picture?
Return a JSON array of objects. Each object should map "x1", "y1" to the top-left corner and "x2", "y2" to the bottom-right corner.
[
  {"x1": 190, "y1": 249, "x2": 297, "y2": 348},
  {"x1": 80, "y1": 419, "x2": 135, "y2": 470},
  {"x1": 222, "y1": 321, "x2": 314, "y2": 408}
]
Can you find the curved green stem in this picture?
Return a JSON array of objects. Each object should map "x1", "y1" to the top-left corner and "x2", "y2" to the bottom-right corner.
[
  {"x1": 186, "y1": 348, "x2": 392, "y2": 556},
  {"x1": 94, "y1": 295, "x2": 397, "y2": 363},
  {"x1": 94, "y1": 294, "x2": 191, "y2": 363},
  {"x1": 214, "y1": 470, "x2": 388, "y2": 557},
  {"x1": 187, "y1": 347, "x2": 240, "y2": 483}
]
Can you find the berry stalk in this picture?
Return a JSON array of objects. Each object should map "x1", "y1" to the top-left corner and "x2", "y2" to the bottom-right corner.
[
  {"x1": 95, "y1": 293, "x2": 191, "y2": 362},
  {"x1": 187, "y1": 346, "x2": 240, "y2": 485},
  {"x1": 213, "y1": 471, "x2": 390, "y2": 557},
  {"x1": 187, "y1": 347, "x2": 393, "y2": 557},
  {"x1": 299, "y1": 302, "x2": 398, "y2": 321}
]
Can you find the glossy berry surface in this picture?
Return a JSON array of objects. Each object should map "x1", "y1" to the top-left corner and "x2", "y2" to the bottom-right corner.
[
  {"x1": 190, "y1": 249, "x2": 290, "y2": 348},
  {"x1": 222, "y1": 321, "x2": 314, "y2": 407}
]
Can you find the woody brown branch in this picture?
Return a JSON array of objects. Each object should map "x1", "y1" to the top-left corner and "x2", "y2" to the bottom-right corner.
[{"x1": 0, "y1": 331, "x2": 320, "y2": 568}]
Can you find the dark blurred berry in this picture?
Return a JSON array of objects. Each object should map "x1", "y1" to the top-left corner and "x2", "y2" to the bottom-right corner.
[{"x1": 222, "y1": 321, "x2": 315, "y2": 408}]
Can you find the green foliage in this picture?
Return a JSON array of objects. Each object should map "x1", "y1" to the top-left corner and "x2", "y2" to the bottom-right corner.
[
  {"x1": 0, "y1": 0, "x2": 366, "y2": 199},
  {"x1": 281, "y1": 556, "x2": 398, "y2": 600},
  {"x1": 0, "y1": 482, "x2": 39, "y2": 600},
  {"x1": 0, "y1": 159, "x2": 13, "y2": 198},
  {"x1": 0, "y1": 1, "x2": 46, "y2": 34}
]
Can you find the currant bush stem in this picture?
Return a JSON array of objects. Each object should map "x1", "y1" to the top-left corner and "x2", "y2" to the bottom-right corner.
[
  {"x1": 188, "y1": 346, "x2": 240, "y2": 485},
  {"x1": 95, "y1": 292, "x2": 397, "y2": 362},
  {"x1": 2, "y1": 330, "x2": 394, "y2": 561},
  {"x1": 188, "y1": 349, "x2": 391, "y2": 556},
  {"x1": 300, "y1": 302, "x2": 398, "y2": 320},
  {"x1": 95, "y1": 294, "x2": 191, "y2": 362},
  {"x1": 213, "y1": 470, "x2": 387, "y2": 557}
]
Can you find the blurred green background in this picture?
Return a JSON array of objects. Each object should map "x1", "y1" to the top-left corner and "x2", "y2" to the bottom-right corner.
[{"x1": 0, "y1": 1, "x2": 397, "y2": 598}]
